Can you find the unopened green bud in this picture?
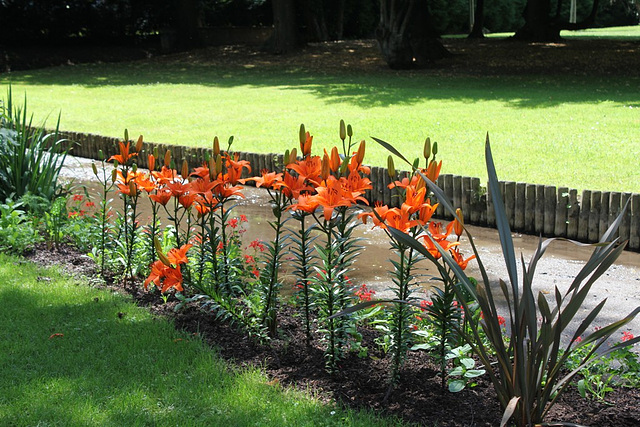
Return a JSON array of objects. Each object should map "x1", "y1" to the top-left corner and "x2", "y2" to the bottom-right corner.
[
  {"x1": 284, "y1": 149, "x2": 290, "y2": 165},
  {"x1": 347, "y1": 124, "x2": 353, "y2": 138},
  {"x1": 91, "y1": 162, "x2": 98, "y2": 176},
  {"x1": 227, "y1": 136, "x2": 234, "y2": 150},
  {"x1": 98, "y1": 149, "x2": 104, "y2": 160},
  {"x1": 432, "y1": 141, "x2": 438, "y2": 156},
  {"x1": 132, "y1": 164, "x2": 137, "y2": 174},
  {"x1": 423, "y1": 137, "x2": 431, "y2": 160},
  {"x1": 299, "y1": 124, "x2": 306, "y2": 146},
  {"x1": 387, "y1": 155, "x2": 395, "y2": 178},
  {"x1": 111, "y1": 168, "x2": 117, "y2": 183},
  {"x1": 124, "y1": 129, "x2": 129, "y2": 142},
  {"x1": 339, "y1": 120, "x2": 346, "y2": 140}
]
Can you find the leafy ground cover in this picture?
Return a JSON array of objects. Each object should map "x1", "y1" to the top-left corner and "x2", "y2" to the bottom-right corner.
[
  {"x1": 0, "y1": 251, "x2": 397, "y2": 427},
  {"x1": 1, "y1": 32, "x2": 639, "y2": 192}
]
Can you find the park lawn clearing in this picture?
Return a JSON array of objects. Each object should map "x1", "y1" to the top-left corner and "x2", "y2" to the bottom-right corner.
[
  {"x1": 1, "y1": 29, "x2": 639, "y2": 193},
  {"x1": 0, "y1": 253, "x2": 397, "y2": 427}
]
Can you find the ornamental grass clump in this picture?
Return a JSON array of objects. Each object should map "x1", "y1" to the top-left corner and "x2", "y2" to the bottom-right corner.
[
  {"x1": 0, "y1": 86, "x2": 68, "y2": 205},
  {"x1": 373, "y1": 134, "x2": 640, "y2": 426}
]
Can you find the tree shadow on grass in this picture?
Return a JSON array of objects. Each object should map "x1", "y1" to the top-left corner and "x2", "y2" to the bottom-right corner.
[{"x1": 3, "y1": 59, "x2": 639, "y2": 110}]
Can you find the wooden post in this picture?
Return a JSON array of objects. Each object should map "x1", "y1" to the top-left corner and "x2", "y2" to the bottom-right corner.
[
  {"x1": 436, "y1": 175, "x2": 446, "y2": 218},
  {"x1": 514, "y1": 182, "x2": 525, "y2": 231},
  {"x1": 566, "y1": 189, "x2": 579, "y2": 239},
  {"x1": 578, "y1": 190, "x2": 591, "y2": 242},
  {"x1": 555, "y1": 187, "x2": 569, "y2": 238},
  {"x1": 534, "y1": 185, "x2": 545, "y2": 235},
  {"x1": 599, "y1": 192, "x2": 610, "y2": 238},
  {"x1": 544, "y1": 185, "x2": 556, "y2": 236},
  {"x1": 619, "y1": 192, "x2": 632, "y2": 243},
  {"x1": 608, "y1": 192, "x2": 622, "y2": 240},
  {"x1": 524, "y1": 184, "x2": 535, "y2": 233},
  {"x1": 589, "y1": 191, "x2": 602, "y2": 242},
  {"x1": 469, "y1": 178, "x2": 482, "y2": 224},
  {"x1": 630, "y1": 194, "x2": 640, "y2": 250},
  {"x1": 462, "y1": 176, "x2": 472, "y2": 218},
  {"x1": 504, "y1": 181, "x2": 516, "y2": 229},
  {"x1": 453, "y1": 175, "x2": 463, "y2": 212},
  {"x1": 444, "y1": 174, "x2": 454, "y2": 219}
]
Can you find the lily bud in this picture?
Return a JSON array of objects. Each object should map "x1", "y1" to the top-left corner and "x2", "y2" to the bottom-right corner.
[
  {"x1": 129, "y1": 180, "x2": 137, "y2": 197},
  {"x1": 227, "y1": 136, "x2": 234, "y2": 150},
  {"x1": 426, "y1": 159, "x2": 442, "y2": 183},
  {"x1": 213, "y1": 137, "x2": 220, "y2": 157},
  {"x1": 454, "y1": 208, "x2": 464, "y2": 237},
  {"x1": 356, "y1": 140, "x2": 366, "y2": 165},
  {"x1": 303, "y1": 132, "x2": 312, "y2": 157},
  {"x1": 284, "y1": 149, "x2": 290, "y2": 166},
  {"x1": 289, "y1": 147, "x2": 297, "y2": 163},
  {"x1": 91, "y1": 162, "x2": 98, "y2": 176},
  {"x1": 98, "y1": 149, "x2": 104, "y2": 161},
  {"x1": 321, "y1": 154, "x2": 330, "y2": 181},
  {"x1": 432, "y1": 141, "x2": 438, "y2": 156},
  {"x1": 164, "y1": 150, "x2": 171, "y2": 167},
  {"x1": 387, "y1": 156, "x2": 395, "y2": 178},
  {"x1": 423, "y1": 137, "x2": 431, "y2": 160},
  {"x1": 154, "y1": 237, "x2": 171, "y2": 267},
  {"x1": 181, "y1": 159, "x2": 189, "y2": 180},
  {"x1": 148, "y1": 154, "x2": 155, "y2": 172},
  {"x1": 153, "y1": 146, "x2": 158, "y2": 159},
  {"x1": 299, "y1": 124, "x2": 306, "y2": 148},
  {"x1": 132, "y1": 164, "x2": 137, "y2": 174},
  {"x1": 330, "y1": 146, "x2": 340, "y2": 172},
  {"x1": 339, "y1": 119, "x2": 346, "y2": 140},
  {"x1": 208, "y1": 156, "x2": 216, "y2": 180},
  {"x1": 135, "y1": 135, "x2": 143, "y2": 153},
  {"x1": 111, "y1": 168, "x2": 117, "y2": 183},
  {"x1": 215, "y1": 155, "x2": 222, "y2": 175},
  {"x1": 124, "y1": 129, "x2": 129, "y2": 143},
  {"x1": 339, "y1": 156, "x2": 349, "y2": 176},
  {"x1": 347, "y1": 124, "x2": 353, "y2": 138}
]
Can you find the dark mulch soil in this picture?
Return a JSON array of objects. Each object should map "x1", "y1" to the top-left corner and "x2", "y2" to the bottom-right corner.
[
  {"x1": 3, "y1": 36, "x2": 639, "y2": 77},
  {"x1": 26, "y1": 244, "x2": 640, "y2": 426}
]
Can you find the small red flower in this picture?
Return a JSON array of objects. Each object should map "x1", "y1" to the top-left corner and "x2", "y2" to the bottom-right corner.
[
  {"x1": 240, "y1": 214, "x2": 248, "y2": 222},
  {"x1": 244, "y1": 255, "x2": 255, "y2": 264},
  {"x1": 497, "y1": 315, "x2": 506, "y2": 326},
  {"x1": 68, "y1": 211, "x2": 78, "y2": 218},
  {"x1": 252, "y1": 269, "x2": 260, "y2": 278},
  {"x1": 228, "y1": 218, "x2": 239, "y2": 229},
  {"x1": 622, "y1": 331, "x2": 635, "y2": 342},
  {"x1": 574, "y1": 336, "x2": 583, "y2": 344},
  {"x1": 249, "y1": 239, "x2": 266, "y2": 252},
  {"x1": 85, "y1": 201, "x2": 95, "y2": 208},
  {"x1": 72, "y1": 194, "x2": 83, "y2": 202}
]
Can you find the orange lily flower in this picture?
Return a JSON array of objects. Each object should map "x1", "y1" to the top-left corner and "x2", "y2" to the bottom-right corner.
[
  {"x1": 149, "y1": 189, "x2": 172, "y2": 206},
  {"x1": 418, "y1": 200, "x2": 439, "y2": 225},
  {"x1": 280, "y1": 171, "x2": 311, "y2": 199},
  {"x1": 179, "y1": 193, "x2": 197, "y2": 209},
  {"x1": 248, "y1": 170, "x2": 283, "y2": 189},
  {"x1": 108, "y1": 140, "x2": 136, "y2": 164},
  {"x1": 190, "y1": 176, "x2": 218, "y2": 194},
  {"x1": 358, "y1": 203, "x2": 391, "y2": 228},
  {"x1": 225, "y1": 153, "x2": 251, "y2": 185},
  {"x1": 300, "y1": 131, "x2": 313, "y2": 157},
  {"x1": 386, "y1": 204, "x2": 420, "y2": 232},
  {"x1": 344, "y1": 170, "x2": 372, "y2": 196},
  {"x1": 287, "y1": 155, "x2": 323, "y2": 185},
  {"x1": 403, "y1": 186, "x2": 426, "y2": 214},
  {"x1": 152, "y1": 166, "x2": 177, "y2": 185},
  {"x1": 421, "y1": 235, "x2": 459, "y2": 259},
  {"x1": 166, "y1": 180, "x2": 191, "y2": 198},
  {"x1": 288, "y1": 193, "x2": 320, "y2": 214},
  {"x1": 314, "y1": 176, "x2": 355, "y2": 221},
  {"x1": 215, "y1": 183, "x2": 245, "y2": 199},
  {"x1": 451, "y1": 249, "x2": 476, "y2": 270},
  {"x1": 167, "y1": 243, "x2": 193, "y2": 266}
]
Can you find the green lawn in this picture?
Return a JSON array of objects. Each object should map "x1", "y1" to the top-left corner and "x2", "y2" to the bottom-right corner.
[
  {"x1": 0, "y1": 254, "x2": 398, "y2": 426},
  {"x1": 1, "y1": 26, "x2": 639, "y2": 193}
]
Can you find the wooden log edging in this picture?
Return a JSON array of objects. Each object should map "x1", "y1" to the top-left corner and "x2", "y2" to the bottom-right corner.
[{"x1": 57, "y1": 130, "x2": 640, "y2": 251}]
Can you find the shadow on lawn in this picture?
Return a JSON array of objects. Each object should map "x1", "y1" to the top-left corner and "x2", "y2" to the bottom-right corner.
[{"x1": 3, "y1": 48, "x2": 640, "y2": 110}]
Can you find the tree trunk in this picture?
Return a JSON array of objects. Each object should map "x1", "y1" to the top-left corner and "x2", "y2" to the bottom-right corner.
[
  {"x1": 376, "y1": 0, "x2": 450, "y2": 69},
  {"x1": 513, "y1": 0, "x2": 560, "y2": 41},
  {"x1": 468, "y1": 0, "x2": 486, "y2": 39},
  {"x1": 300, "y1": 0, "x2": 329, "y2": 42},
  {"x1": 268, "y1": 0, "x2": 300, "y2": 53},
  {"x1": 175, "y1": 0, "x2": 203, "y2": 49}
]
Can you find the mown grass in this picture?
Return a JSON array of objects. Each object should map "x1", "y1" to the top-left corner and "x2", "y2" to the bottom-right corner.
[
  {"x1": 0, "y1": 253, "x2": 400, "y2": 427},
  {"x1": 1, "y1": 26, "x2": 639, "y2": 192}
]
